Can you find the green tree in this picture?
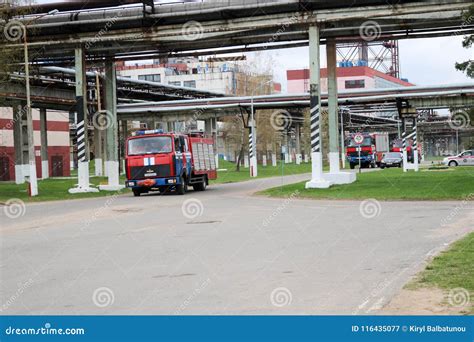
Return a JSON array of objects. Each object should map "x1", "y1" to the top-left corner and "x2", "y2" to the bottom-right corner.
[{"x1": 455, "y1": 5, "x2": 474, "y2": 78}]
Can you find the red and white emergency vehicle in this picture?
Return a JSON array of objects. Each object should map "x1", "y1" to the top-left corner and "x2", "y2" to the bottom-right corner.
[
  {"x1": 125, "y1": 130, "x2": 217, "y2": 196},
  {"x1": 442, "y1": 150, "x2": 474, "y2": 167}
]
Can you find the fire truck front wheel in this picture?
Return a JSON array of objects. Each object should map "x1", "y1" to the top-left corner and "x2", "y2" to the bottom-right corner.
[
  {"x1": 133, "y1": 189, "x2": 142, "y2": 197},
  {"x1": 350, "y1": 163, "x2": 355, "y2": 169},
  {"x1": 176, "y1": 176, "x2": 188, "y2": 195}
]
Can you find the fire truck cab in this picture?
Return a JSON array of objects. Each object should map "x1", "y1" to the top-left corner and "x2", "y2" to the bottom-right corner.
[{"x1": 125, "y1": 130, "x2": 217, "y2": 196}]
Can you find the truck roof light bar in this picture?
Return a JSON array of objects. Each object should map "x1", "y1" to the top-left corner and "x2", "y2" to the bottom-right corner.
[{"x1": 132, "y1": 129, "x2": 164, "y2": 136}]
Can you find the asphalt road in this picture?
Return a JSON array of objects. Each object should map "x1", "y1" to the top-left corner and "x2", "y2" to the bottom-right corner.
[{"x1": 1, "y1": 173, "x2": 472, "y2": 315}]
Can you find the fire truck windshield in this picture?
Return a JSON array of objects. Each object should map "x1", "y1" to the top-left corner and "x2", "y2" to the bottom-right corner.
[
  {"x1": 128, "y1": 136, "x2": 172, "y2": 156},
  {"x1": 347, "y1": 137, "x2": 372, "y2": 147}
]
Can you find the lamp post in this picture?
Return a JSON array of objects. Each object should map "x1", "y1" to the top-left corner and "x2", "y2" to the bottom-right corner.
[
  {"x1": 249, "y1": 79, "x2": 272, "y2": 177},
  {"x1": 22, "y1": 9, "x2": 59, "y2": 196}
]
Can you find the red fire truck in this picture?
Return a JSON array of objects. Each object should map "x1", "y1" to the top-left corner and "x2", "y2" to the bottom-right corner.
[
  {"x1": 125, "y1": 130, "x2": 217, "y2": 196},
  {"x1": 346, "y1": 133, "x2": 389, "y2": 169},
  {"x1": 391, "y1": 139, "x2": 422, "y2": 162}
]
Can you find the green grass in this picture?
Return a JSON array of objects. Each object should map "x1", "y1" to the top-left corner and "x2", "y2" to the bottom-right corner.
[
  {"x1": 259, "y1": 167, "x2": 474, "y2": 201},
  {"x1": 211, "y1": 159, "x2": 312, "y2": 184},
  {"x1": 408, "y1": 232, "x2": 474, "y2": 314},
  {"x1": 0, "y1": 176, "x2": 129, "y2": 203}
]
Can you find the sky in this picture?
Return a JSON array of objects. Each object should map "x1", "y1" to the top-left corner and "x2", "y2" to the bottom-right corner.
[{"x1": 249, "y1": 36, "x2": 473, "y2": 92}]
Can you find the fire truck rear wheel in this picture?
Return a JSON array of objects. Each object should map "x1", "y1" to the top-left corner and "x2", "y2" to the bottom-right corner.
[{"x1": 193, "y1": 180, "x2": 207, "y2": 191}]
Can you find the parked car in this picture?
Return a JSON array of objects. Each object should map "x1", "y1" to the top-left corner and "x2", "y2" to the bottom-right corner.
[
  {"x1": 380, "y1": 152, "x2": 403, "y2": 169},
  {"x1": 442, "y1": 150, "x2": 474, "y2": 167}
]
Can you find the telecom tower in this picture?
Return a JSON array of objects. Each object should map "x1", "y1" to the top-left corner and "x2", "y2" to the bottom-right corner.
[{"x1": 336, "y1": 40, "x2": 400, "y2": 79}]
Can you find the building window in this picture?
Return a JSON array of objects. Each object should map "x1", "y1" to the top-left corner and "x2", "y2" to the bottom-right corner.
[
  {"x1": 138, "y1": 74, "x2": 161, "y2": 82},
  {"x1": 168, "y1": 81, "x2": 181, "y2": 86},
  {"x1": 183, "y1": 80, "x2": 196, "y2": 88},
  {"x1": 345, "y1": 79, "x2": 365, "y2": 89}
]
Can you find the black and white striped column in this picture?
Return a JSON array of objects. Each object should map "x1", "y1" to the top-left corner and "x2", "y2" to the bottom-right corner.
[
  {"x1": 411, "y1": 119, "x2": 419, "y2": 171},
  {"x1": 248, "y1": 130, "x2": 254, "y2": 159},
  {"x1": 76, "y1": 102, "x2": 86, "y2": 163},
  {"x1": 69, "y1": 47, "x2": 98, "y2": 193},
  {"x1": 305, "y1": 25, "x2": 330, "y2": 188},
  {"x1": 310, "y1": 93, "x2": 320, "y2": 154}
]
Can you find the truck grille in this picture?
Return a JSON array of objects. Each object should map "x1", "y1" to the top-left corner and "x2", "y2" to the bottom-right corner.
[{"x1": 130, "y1": 165, "x2": 171, "y2": 179}]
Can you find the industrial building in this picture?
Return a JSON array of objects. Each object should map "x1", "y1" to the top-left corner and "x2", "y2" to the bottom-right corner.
[
  {"x1": 287, "y1": 66, "x2": 413, "y2": 94},
  {"x1": 0, "y1": 107, "x2": 70, "y2": 182}
]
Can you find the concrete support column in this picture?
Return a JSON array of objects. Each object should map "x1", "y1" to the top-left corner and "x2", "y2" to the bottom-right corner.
[
  {"x1": 402, "y1": 118, "x2": 408, "y2": 172},
  {"x1": 94, "y1": 124, "x2": 103, "y2": 176},
  {"x1": 39, "y1": 108, "x2": 49, "y2": 179},
  {"x1": 120, "y1": 120, "x2": 128, "y2": 175},
  {"x1": 272, "y1": 152, "x2": 277, "y2": 167},
  {"x1": 306, "y1": 25, "x2": 331, "y2": 188},
  {"x1": 69, "y1": 47, "x2": 98, "y2": 193},
  {"x1": 412, "y1": 119, "x2": 419, "y2": 171},
  {"x1": 13, "y1": 104, "x2": 26, "y2": 184},
  {"x1": 323, "y1": 39, "x2": 355, "y2": 184},
  {"x1": 100, "y1": 57, "x2": 123, "y2": 191},
  {"x1": 205, "y1": 117, "x2": 219, "y2": 169},
  {"x1": 295, "y1": 123, "x2": 302, "y2": 165}
]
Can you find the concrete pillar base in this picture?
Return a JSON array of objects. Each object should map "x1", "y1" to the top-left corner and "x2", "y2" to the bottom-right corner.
[
  {"x1": 328, "y1": 152, "x2": 340, "y2": 174},
  {"x1": 41, "y1": 160, "x2": 49, "y2": 179},
  {"x1": 262, "y1": 155, "x2": 267, "y2": 167},
  {"x1": 95, "y1": 158, "x2": 103, "y2": 176},
  {"x1": 99, "y1": 161, "x2": 124, "y2": 191},
  {"x1": 69, "y1": 161, "x2": 98, "y2": 193},
  {"x1": 271, "y1": 153, "x2": 277, "y2": 167},
  {"x1": 68, "y1": 187, "x2": 100, "y2": 194},
  {"x1": 304, "y1": 155, "x2": 309, "y2": 163},
  {"x1": 306, "y1": 152, "x2": 332, "y2": 189},
  {"x1": 305, "y1": 178, "x2": 332, "y2": 189},
  {"x1": 323, "y1": 172, "x2": 356, "y2": 185},
  {"x1": 15, "y1": 165, "x2": 26, "y2": 184},
  {"x1": 296, "y1": 154, "x2": 302, "y2": 165},
  {"x1": 250, "y1": 156, "x2": 257, "y2": 177},
  {"x1": 28, "y1": 164, "x2": 38, "y2": 196}
]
